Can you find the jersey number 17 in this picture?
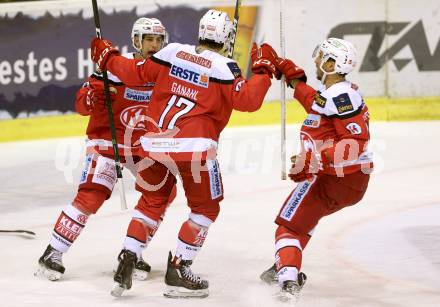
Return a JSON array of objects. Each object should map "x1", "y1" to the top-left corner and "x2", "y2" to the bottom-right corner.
[{"x1": 158, "y1": 95, "x2": 196, "y2": 129}]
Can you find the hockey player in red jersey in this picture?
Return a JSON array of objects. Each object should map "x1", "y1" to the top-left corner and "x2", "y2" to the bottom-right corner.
[
  {"x1": 259, "y1": 38, "x2": 373, "y2": 301},
  {"x1": 36, "y1": 18, "x2": 175, "y2": 282},
  {"x1": 91, "y1": 9, "x2": 278, "y2": 298}
]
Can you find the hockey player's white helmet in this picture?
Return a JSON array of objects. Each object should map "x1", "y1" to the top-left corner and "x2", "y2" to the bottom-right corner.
[
  {"x1": 198, "y1": 9, "x2": 232, "y2": 45},
  {"x1": 313, "y1": 38, "x2": 357, "y2": 75},
  {"x1": 131, "y1": 17, "x2": 168, "y2": 52}
]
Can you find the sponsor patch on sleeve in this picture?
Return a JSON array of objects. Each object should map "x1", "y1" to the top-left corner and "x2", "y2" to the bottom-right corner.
[
  {"x1": 227, "y1": 62, "x2": 242, "y2": 78},
  {"x1": 303, "y1": 114, "x2": 321, "y2": 128},
  {"x1": 314, "y1": 91, "x2": 327, "y2": 108},
  {"x1": 332, "y1": 93, "x2": 354, "y2": 114}
]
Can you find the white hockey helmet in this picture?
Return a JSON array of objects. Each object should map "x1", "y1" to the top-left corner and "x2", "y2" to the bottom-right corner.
[
  {"x1": 198, "y1": 9, "x2": 232, "y2": 45},
  {"x1": 131, "y1": 17, "x2": 168, "y2": 52},
  {"x1": 313, "y1": 38, "x2": 357, "y2": 75}
]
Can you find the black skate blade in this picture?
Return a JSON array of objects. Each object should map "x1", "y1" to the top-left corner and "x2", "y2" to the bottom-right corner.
[
  {"x1": 260, "y1": 264, "x2": 278, "y2": 285},
  {"x1": 34, "y1": 264, "x2": 63, "y2": 281},
  {"x1": 164, "y1": 286, "x2": 209, "y2": 299},
  {"x1": 133, "y1": 268, "x2": 148, "y2": 281}
]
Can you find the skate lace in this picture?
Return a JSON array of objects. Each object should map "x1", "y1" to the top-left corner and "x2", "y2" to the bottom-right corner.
[
  {"x1": 49, "y1": 250, "x2": 63, "y2": 265},
  {"x1": 181, "y1": 265, "x2": 203, "y2": 284}
]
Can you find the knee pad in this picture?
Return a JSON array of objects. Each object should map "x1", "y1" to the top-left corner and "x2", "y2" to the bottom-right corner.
[
  {"x1": 73, "y1": 188, "x2": 108, "y2": 214},
  {"x1": 189, "y1": 202, "x2": 220, "y2": 222}
]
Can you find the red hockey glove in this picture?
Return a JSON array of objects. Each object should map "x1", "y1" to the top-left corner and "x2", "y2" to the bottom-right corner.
[
  {"x1": 91, "y1": 37, "x2": 120, "y2": 70},
  {"x1": 250, "y1": 43, "x2": 282, "y2": 79},
  {"x1": 288, "y1": 151, "x2": 320, "y2": 182},
  {"x1": 276, "y1": 57, "x2": 307, "y2": 86},
  {"x1": 85, "y1": 83, "x2": 117, "y2": 111}
]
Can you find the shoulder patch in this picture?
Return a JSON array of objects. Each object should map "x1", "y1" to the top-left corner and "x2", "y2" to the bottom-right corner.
[
  {"x1": 227, "y1": 62, "x2": 242, "y2": 78},
  {"x1": 332, "y1": 93, "x2": 354, "y2": 114},
  {"x1": 314, "y1": 91, "x2": 327, "y2": 108}
]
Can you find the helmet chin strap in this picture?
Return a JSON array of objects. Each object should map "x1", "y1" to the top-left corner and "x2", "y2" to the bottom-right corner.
[{"x1": 319, "y1": 59, "x2": 336, "y2": 85}]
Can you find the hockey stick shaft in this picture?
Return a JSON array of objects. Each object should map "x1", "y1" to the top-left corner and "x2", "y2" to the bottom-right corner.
[
  {"x1": 227, "y1": 0, "x2": 242, "y2": 59},
  {"x1": 280, "y1": 0, "x2": 287, "y2": 180},
  {"x1": 91, "y1": 0, "x2": 127, "y2": 210}
]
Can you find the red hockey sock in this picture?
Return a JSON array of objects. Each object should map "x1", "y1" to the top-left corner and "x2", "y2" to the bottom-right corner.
[
  {"x1": 124, "y1": 219, "x2": 151, "y2": 257},
  {"x1": 123, "y1": 210, "x2": 160, "y2": 257},
  {"x1": 275, "y1": 226, "x2": 305, "y2": 284},
  {"x1": 176, "y1": 219, "x2": 209, "y2": 261}
]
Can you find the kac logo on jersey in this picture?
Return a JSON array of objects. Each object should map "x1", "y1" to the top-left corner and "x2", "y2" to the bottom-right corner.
[
  {"x1": 346, "y1": 122, "x2": 362, "y2": 135},
  {"x1": 303, "y1": 114, "x2": 321, "y2": 128},
  {"x1": 120, "y1": 105, "x2": 149, "y2": 131},
  {"x1": 124, "y1": 88, "x2": 152, "y2": 102},
  {"x1": 170, "y1": 65, "x2": 209, "y2": 88}
]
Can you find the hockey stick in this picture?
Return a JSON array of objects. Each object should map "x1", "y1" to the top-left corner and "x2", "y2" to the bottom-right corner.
[
  {"x1": 280, "y1": 0, "x2": 287, "y2": 180},
  {"x1": 0, "y1": 229, "x2": 36, "y2": 235},
  {"x1": 91, "y1": 0, "x2": 127, "y2": 210},
  {"x1": 227, "y1": 0, "x2": 242, "y2": 59}
]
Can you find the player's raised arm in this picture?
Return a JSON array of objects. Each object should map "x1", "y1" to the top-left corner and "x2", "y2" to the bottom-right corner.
[
  {"x1": 90, "y1": 38, "x2": 160, "y2": 86},
  {"x1": 229, "y1": 43, "x2": 279, "y2": 112},
  {"x1": 275, "y1": 57, "x2": 314, "y2": 112}
]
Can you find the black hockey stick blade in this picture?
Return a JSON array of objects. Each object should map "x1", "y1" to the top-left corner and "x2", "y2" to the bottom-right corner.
[{"x1": 0, "y1": 229, "x2": 36, "y2": 235}]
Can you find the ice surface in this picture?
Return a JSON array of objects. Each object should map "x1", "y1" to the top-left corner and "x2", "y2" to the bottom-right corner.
[{"x1": 0, "y1": 122, "x2": 439, "y2": 307}]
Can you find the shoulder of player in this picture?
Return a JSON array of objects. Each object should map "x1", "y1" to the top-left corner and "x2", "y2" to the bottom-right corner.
[
  {"x1": 211, "y1": 56, "x2": 240, "y2": 84},
  {"x1": 154, "y1": 44, "x2": 238, "y2": 84},
  {"x1": 149, "y1": 43, "x2": 182, "y2": 67},
  {"x1": 311, "y1": 81, "x2": 364, "y2": 118}
]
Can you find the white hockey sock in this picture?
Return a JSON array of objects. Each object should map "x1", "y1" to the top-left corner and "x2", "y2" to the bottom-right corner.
[
  {"x1": 278, "y1": 266, "x2": 299, "y2": 286},
  {"x1": 49, "y1": 204, "x2": 89, "y2": 253}
]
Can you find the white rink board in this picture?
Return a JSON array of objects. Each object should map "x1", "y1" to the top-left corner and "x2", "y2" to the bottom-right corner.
[{"x1": 0, "y1": 122, "x2": 440, "y2": 307}]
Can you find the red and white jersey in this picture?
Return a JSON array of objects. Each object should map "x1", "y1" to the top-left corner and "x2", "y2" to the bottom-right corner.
[
  {"x1": 293, "y1": 80, "x2": 373, "y2": 176},
  {"x1": 106, "y1": 43, "x2": 271, "y2": 160},
  {"x1": 75, "y1": 53, "x2": 153, "y2": 157}
]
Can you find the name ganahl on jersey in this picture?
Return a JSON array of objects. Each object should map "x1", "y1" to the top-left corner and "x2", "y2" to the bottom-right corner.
[{"x1": 120, "y1": 105, "x2": 149, "y2": 131}]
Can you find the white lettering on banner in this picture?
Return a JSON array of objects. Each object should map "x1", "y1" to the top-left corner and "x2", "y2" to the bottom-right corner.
[
  {"x1": 77, "y1": 48, "x2": 94, "y2": 79},
  {"x1": 171, "y1": 82, "x2": 199, "y2": 101},
  {"x1": 0, "y1": 52, "x2": 68, "y2": 85}
]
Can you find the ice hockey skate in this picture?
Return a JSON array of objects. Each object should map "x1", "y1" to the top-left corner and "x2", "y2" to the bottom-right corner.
[
  {"x1": 260, "y1": 263, "x2": 278, "y2": 284},
  {"x1": 133, "y1": 255, "x2": 151, "y2": 281},
  {"x1": 114, "y1": 252, "x2": 151, "y2": 281},
  {"x1": 163, "y1": 251, "x2": 209, "y2": 298},
  {"x1": 276, "y1": 272, "x2": 307, "y2": 303},
  {"x1": 35, "y1": 245, "x2": 65, "y2": 281},
  {"x1": 111, "y1": 249, "x2": 137, "y2": 297}
]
